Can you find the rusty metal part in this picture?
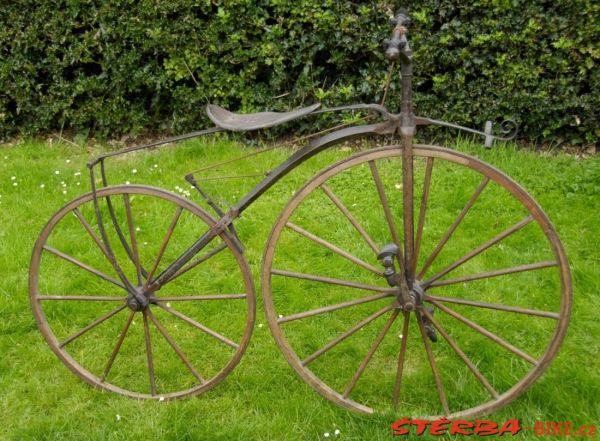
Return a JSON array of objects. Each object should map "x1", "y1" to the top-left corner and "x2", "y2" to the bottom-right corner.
[
  {"x1": 88, "y1": 127, "x2": 223, "y2": 168},
  {"x1": 415, "y1": 116, "x2": 519, "y2": 146},
  {"x1": 377, "y1": 243, "x2": 414, "y2": 311},
  {"x1": 228, "y1": 122, "x2": 395, "y2": 212}
]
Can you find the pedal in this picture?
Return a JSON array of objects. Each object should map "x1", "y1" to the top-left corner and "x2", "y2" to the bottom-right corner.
[
  {"x1": 377, "y1": 243, "x2": 400, "y2": 287},
  {"x1": 420, "y1": 307, "x2": 438, "y2": 343}
]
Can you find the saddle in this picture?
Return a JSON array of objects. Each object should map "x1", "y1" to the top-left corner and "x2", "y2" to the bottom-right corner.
[{"x1": 206, "y1": 103, "x2": 321, "y2": 131}]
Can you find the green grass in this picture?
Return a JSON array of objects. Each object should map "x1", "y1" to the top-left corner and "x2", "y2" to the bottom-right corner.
[{"x1": 1, "y1": 135, "x2": 599, "y2": 440}]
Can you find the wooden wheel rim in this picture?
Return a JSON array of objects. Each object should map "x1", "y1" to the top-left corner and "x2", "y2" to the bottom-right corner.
[
  {"x1": 262, "y1": 145, "x2": 571, "y2": 417},
  {"x1": 30, "y1": 185, "x2": 256, "y2": 399}
]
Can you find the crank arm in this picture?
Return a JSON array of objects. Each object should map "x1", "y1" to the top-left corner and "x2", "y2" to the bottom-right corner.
[{"x1": 415, "y1": 116, "x2": 518, "y2": 148}]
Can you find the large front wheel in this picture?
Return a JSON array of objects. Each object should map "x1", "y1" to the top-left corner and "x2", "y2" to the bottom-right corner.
[{"x1": 262, "y1": 145, "x2": 571, "y2": 418}]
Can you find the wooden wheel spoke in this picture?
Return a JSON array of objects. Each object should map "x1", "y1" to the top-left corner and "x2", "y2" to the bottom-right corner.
[
  {"x1": 428, "y1": 261, "x2": 558, "y2": 288},
  {"x1": 162, "y1": 242, "x2": 228, "y2": 285},
  {"x1": 279, "y1": 292, "x2": 394, "y2": 324},
  {"x1": 393, "y1": 311, "x2": 410, "y2": 408},
  {"x1": 157, "y1": 294, "x2": 247, "y2": 302},
  {"x1": 413, "y1": 157, "x2": 434, "y2": 276},
  {"x1": 301, "y1": 304, "x2": 396, "y2": 366},
  {"x1": 417, "y1": 312, "x2": 450, "y2": 415},
  {"x1": 39, "y1": 295, "x2": 127, "y2": 302},
  {"x1": 142, "y1": 309, "x2": 157, "y2": 396},
  {"x1": 123, "y1": 194, "x2": 143, "y2": 286},
  {"x1": 155, "y1": 302, "x2": 239, "y2": 349},
  {"x1": 425, "y1": 294, "x2": 559, "y2": 319},
  {"x1": 369, "y1": 161, "x2": 402, "y2": 251},
  {"x1": 59, "y1": 304, "x2": 127, "y2": 348},
  {"x1": 100, "y1": 310, "x2": 135, "y2": 382},
  {"x1": 146, "y1": 308, "x2": 205, "y2": 384},
  {"x1": 320, "y1": 184, "x2": 379, "y2": 254},
  {"x1": 420, "y1": 308, "x2": 499, "y2": 399},
  {"x1": 271, "y1": 269, "x2": 393, "y2": 293},
  {"x1": 286, "y1": 222, "x2": 384, "y2": 276},
  {"x1": 144, "y1": 207, "x2": 184, "y2": 289},
  {"x1": 418, "y1": 177, "x2": 489, "y2": 279},
  {"x1": 43, "y1": 245, "x2": 127, "y2": 290},
  {"x1": 423, "y1": 215, "x2": 534, "y2": 287},
  {"x1": 343, "y1": 309, "x2": 399, "y2": 398},
  {"x1": 429, "y1": 300, "x2": 538, "y2": 365}
]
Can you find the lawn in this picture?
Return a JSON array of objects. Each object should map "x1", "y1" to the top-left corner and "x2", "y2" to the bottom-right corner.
[{"x1": 0, "y1": 135, "x2": 599, "y2": 440}]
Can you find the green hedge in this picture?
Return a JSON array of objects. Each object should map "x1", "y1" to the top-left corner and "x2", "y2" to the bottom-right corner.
[{"x1": 1, "y1": 1, "x2": 598, "y2": 145}]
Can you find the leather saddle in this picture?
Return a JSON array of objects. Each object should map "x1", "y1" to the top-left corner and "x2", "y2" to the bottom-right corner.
[{"x1": 206, "y1": 103, "x2": 321, "y2": 131}]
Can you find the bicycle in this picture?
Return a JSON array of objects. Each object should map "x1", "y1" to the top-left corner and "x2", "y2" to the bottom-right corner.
[{"x1": 29, "y1": 11, "x2": 571, "y2": 419}]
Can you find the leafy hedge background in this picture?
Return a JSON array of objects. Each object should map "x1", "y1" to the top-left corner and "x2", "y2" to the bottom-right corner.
[{"x1": 1, "y1": 0, "x2": 598, "y2": 146}]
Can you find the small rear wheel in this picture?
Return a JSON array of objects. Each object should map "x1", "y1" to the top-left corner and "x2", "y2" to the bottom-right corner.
[
  {"x1": 30, "y1": 185, "x2": 255, "y2": 399},
  {"x1": 262, "y1": 145, "x2": 571, "y2": 418}
]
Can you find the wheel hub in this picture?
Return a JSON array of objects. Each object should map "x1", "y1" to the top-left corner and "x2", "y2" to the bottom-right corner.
[
  {"x1": 396, "y1": 280, "x2": 426, "y2": 310},
  {"x1": 126, "y1": 287, "x2": 149, "y2": 311},
  {"x1": 375, "y1": 246, "x2": 436, "y2": 339}
]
